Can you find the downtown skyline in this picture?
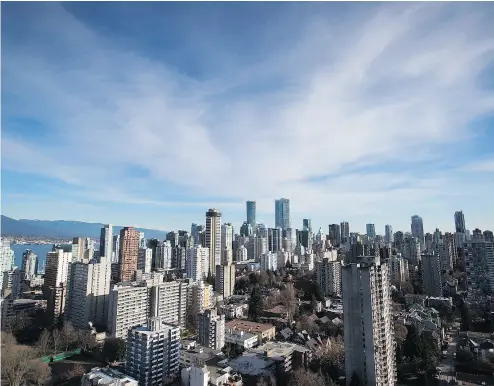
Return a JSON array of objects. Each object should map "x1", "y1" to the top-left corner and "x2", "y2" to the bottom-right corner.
[{"x1": 2, "y1": 2, "x2": 494, "y2": 232}]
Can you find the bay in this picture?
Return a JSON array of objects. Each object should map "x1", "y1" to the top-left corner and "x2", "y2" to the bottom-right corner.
[{"x1": 11, "y1": 244, "x2": 53, "y2": 273}]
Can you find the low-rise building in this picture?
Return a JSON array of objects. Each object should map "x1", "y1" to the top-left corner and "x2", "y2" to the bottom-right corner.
[
  {"x1": 81, "y1": 367, "x2": 138, "y2": 386},
  {"x1": 180, "y1": 341, "x2": 223, "y2": 369},
  {"x1": 225, "y1": 331, "x2": 258, "y2": 349},
  {"x1": 225, "y1": 320, "x2": 276, "y2": 343}
]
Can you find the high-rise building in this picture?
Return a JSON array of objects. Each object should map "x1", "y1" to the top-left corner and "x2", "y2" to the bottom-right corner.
[
  {"x1": 454, "y1": 211, "x2": 466, "y2": 233},
  {"x1": 99, "y1": 224, "x2": 113, "y2": 262},
  {"x1": 197, "y1": 309, "x2": 225, "y2": 350},
  {"x1": 139, "y1": 232, "x2": 146, "y2": 249},
  {"x1": 0, "y1": 239, "x2": 15, "y2": 290},
  {"x1": 328, "y1": 224, "x2": 341, "y2": 245},
  {"x1": 186, "y1": 246, "x2": 209, "y2": 282},
  {"x1": 303, "y1": 219, "x2": 312, "y2": 233},
  {"x1": 2, "y1": 267, "x2": 22, "y2": 299},
  {"x1": 246, "y1": 201, "x2": 256, "y2": 227},
  {"x1": 118, "y1": 227, "x2": 140, "y2": 282},
  {"x1": 188, "y1": 280, "x2": 214, "y2": 312},
  {"x1": 421, "y1": 252, "x2": 443, "y2": 297},
  {"x1": 388, "y1": 255, "x2": 409, "y2": 286},
  {"x1": 22, "y1": 249, "x2": 38, "y2": 280},
  {"x1": 252, "y1": 236, "x2": 268, "y2": 261},
  {"x1": 260, "y1": 252, "x2": 277, "y2": 271},
  {"x1": 384, "y1": 225, "x2": 394, "y2": 244},
  {"x1": 44, "y1": 248, "x2": 72, "y2": 325},
  {"x1": 205, "y1": 209, "x2": 222, "y2": 276},
  {"x1": 366, "y1": 224, "x2": 376, "y2": 239},
  {"x1": 149, "y1": 281, "x2": 188, "y2": 327},
  {"x1": 138, "y1": 248, "x2": 153, "y2": 274},
  {"x1": 172, "y1": 245, "x2": 187, "y2": 270},
  {"x1": 107, "y1": 282, "x2": 150, "y2": 339},
  {"x1": 66, "y1": 261, "x2": 112, "y2": 329},
  {"x1": 275, "y1": 198, "x2": 290, "y2": 231},
  {"x1": 112, "y1": 234, "x2": 120, "y2": 264},
  {"x1": 315, "y1": 258, "x2": 341, "y2": 296},
  {"x1": 465, "y1": 231, "x2": 494, "y2": 295},
  {"x1": 71, "y1": 237, "x2": 84, "y2": 263},
  {"x1": 215, "y1": 263, "x2": 236, "y2": 299},
  {"x1": 402, "y1": 236, "x2": 421, "y2": 265},
  {"x1": 340, "y1": 222, "x2": 350, "y2": 244},
  {"x1": 268, "y1": 228, "x2": 282, "y2": 252},
  {"x1": 236, "y1": 246, "x2": 248, "y2": 262},
  {"x1": 411, "y1": 215, "x2": 425, "y2": 251},
  {"x1": 484, "y1": 230, "x2": 494, "y2": 243},
  {"x1": 156, "y1": 241, "x2": 173, "y2": 270},
  {"x1": 342, "y1": 256, "x2": 396, "y2": 386},
  {"x1": 221, "y1": 223, "x2": 234, "y2": 253},
  {"x1": 126, "y1": 318, "x2": 180, "y2": 386}
]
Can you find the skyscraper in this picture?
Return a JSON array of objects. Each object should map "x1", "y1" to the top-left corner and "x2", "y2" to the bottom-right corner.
[
  {"x1": 465, "y1": 231, "x2": 494, "y2": 295},
  {"x1": 340, "y1": 222, "x2": 350, "y2": 244},
  {"x1": 118, "y1": 227, "x2": 140, "y2": 282},
  {"x1": 411, "y1": 215, "x2": 425, "y2": 251},
  {"x1": 328, "y1": 224, "x2": 341, "y2": 245},
  {"x1": 303, "y1": 219, "x2": 312, "y2": 233},
  {"x1": 275, "y1": 198, "x2": 290, "y2": 230},
  {"x1": 246, "y1": 201, "x2": 256, "y2": 227},
  {"x1": 454, "y1": 211, "x2": 466, "y2": 233},
  {"x1": 384, "y1": 225, "x2": 394, "y2": 244},
  {"x1": 221, "y1": 223, "x2": 234, "y2": 253},
  {"x1": 22, "y1": 250, "x2": 38, "y2": 280},
  {"x1": 268, "y1": 228, "x2": 282, "y2": 252},
  {"x1": 366, "y1": 224, "x2": 376, "y2": 239},
  {"x1": 421, "y1": 253, "x2": 443, "y2": 297},
  {"x1": 99, "y1": 224, "x2": 113, "y2": 262},
  {"x1": 205, "y1": 209, "x2": 222, "y2": 276},
  {"x1": 316, "y1": 258, "x2": 341, "y2": 296},
  {"x1": 0, "y1": 240, "x2": 15, "y2": 290},
  {"x1": 44, "y1": 248, "x2": 72, "y2": 325},
  {"x1": 186, "y1": 246, "x2": 209, "y2": 282},
  {"x1": 342, "y1": 256, "x2": 396, "y2": 386}
]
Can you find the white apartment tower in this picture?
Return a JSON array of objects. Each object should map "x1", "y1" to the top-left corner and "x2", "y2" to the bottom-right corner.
[
  {"x1": 149, "y1": 281, "x2": 188, "y2": 327},
  {"x1": 384, "y1": 225, "x2": 394, "y2": 244},
  {"x1": 316, "y1": 258, "x2": 342, "y2": 296},
  {"x1": 205, "y1": 209, "x2": 222, "y2": 276},
  {"x1": 215, "y1": 263, "x2": 236, "y2": 299},
  {"x1": 107, "y1": 282, "x2": 150, "y2": 339},
  {"x1": 126, "y1": 318, "x2": 180, "y2": 386},
  {"x1": 156, "y1": 241, "x2": 173, "y2": 270},
  {"x1": 197, "y1": 309, "x2": 225, "y2": 350},
  {"x1": 342, "y1": 256, "x2": 396, "y2": 386},
  {"x1": 186, "y1": 246, "x2": 209, "y2": 282},
  {"x1": 260, "y1": 252, "x2": 277, "y2": 271},
  {"x1": 236, "y1": 246, "x2": 248, "y2": 262},
  {"x1": 221, "y1": 223, "x2": 234, "y2": 253},
  {"x1": 66, "y1": 261, "x2": 112, "y2": 329},
  {"x1": 0, "y1": 239, "x2": 14, "y2": 289},
  {"x1": 421, "y1": 252, "x2": 443, "y2": 297}
]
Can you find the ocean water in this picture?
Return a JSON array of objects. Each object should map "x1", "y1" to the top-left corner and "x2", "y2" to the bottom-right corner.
[{"x1": 11, "y1": 244, "x2": 53, "y2": 272}]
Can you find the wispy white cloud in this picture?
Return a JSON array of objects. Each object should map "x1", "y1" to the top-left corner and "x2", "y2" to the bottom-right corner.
[{"x1": 2, "y1": 2, "x2": 494, "y2": 232}]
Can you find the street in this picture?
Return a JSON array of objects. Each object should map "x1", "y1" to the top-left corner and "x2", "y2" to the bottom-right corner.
[{"x1": 436, "y1": 331, "x2": 457, "y2": 384}]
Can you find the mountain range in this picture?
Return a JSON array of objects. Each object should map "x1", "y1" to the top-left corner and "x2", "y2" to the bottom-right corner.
[{"x1": 1, "y1": 215, "x2": 167, "y2": 240}]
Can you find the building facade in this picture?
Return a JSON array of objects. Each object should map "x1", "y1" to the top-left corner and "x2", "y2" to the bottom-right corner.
[
  {"x1": 342, "y1": 256, "x2": 396, "y2": 386},
  {"x1": 118, "y1": 227, "x2": 140, "y2": 282},
  {"x1": 197, "y1": 309, "x2": 225, "y2": 350},
  {"x1": 315, "y1": 258, "x2": 342, "y2": 296},
  {"x1": 205, "y1": 209, "x2": 222, "y2": 276},
  {"x1": 274, "y1": 198, "x2": 290, "y2": 231}
]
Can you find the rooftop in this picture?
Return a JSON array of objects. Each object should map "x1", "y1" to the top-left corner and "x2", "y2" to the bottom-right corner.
[{"x1": 226, "y1": 320, "x2": 275, "y2": 333}]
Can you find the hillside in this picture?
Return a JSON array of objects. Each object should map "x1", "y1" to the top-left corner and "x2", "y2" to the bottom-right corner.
[{"x1": 1, "y1": 216, "x2": 167, "y2": 240}]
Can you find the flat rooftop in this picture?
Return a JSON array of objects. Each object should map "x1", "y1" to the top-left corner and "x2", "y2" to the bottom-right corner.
[{"x1": 226, "y1": 320, "x2": 274, "y2": 333}]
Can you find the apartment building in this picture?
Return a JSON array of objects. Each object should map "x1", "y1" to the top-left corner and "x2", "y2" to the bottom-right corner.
[
  {"x1": 149, "y1": 280, "x2": 187, "y2": 327},
  {"x1": 342, "y1": 256, "x2": 396, "y2": 386},
  {"x1": 126, "y1": 318, "x2": 180, "y2": 386},
  {"x1": 197, "y1": 309, "x2": 225, "y2": 350},
  {"x1": 315, "y1": 258, "x2": 342, "y2": 296}
]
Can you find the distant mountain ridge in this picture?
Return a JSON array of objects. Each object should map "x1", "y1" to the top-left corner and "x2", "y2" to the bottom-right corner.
[{"x1": 1, "y1": 215, "x2": 167, "y2": 240}]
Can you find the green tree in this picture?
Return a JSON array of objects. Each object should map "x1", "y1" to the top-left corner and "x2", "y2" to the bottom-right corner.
[
  {"x1": 248, "y1": 286, "x2": 264, "y2": 322},
  {"x1": 102, "y1": 338, "x2": 127, "y2": 363}
]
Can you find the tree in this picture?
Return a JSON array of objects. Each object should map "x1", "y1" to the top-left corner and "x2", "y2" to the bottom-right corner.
[
  {"x1": 1, "y1": 331, "x2": 17, "y2": 348},
  {"x1": 1, "y1": 344, "x2": 38, "y2": 386},
  {"x1": 35, "y1": 329, "x2": 53, "y2": 356},
  {"x1": 316, "y1": 336, "x2": 344, "y2": 381},
  {"x1": 102, "y1": 338, "x2": 127, "y2": 363},
  {"x1": 248, "y1": 286, "x2": 264, "y2": 322},
  {"x1": 61, "y1": 322, "x2": 78, "y2": 351},
  {"x1": 186, "y1": 297, "x2": 200, "y2": 333},
  {"x1": 279, "y1": 284, "x2": 298, "y2": 323},
  {"x1": 27, "y1": 360, "x2": 52, "y2": 386},
  {"x1": 290, "y1": 369, "x2": 326, "y2": 386},
  {"x1": 63, "y1": 363, "x2": 85, "y2": 380},
  {"x1": 52, "y1": 329, "x2": 62, "y2": 353},
  {"x1": 394, "y1": 323, "x2": 408, "y2": 345},
  {"x1": 258, "y1": 271, "x2": 269, "y2": 286},
  {"x1": 401, "y1": 281, "x2": 414, "y2": 295},
  {"x1": 77, "y1": 329, "x2": 97, "y2": 352},
  {"x1": 297, "y1": 315, "x2": 320, "y2": 335}
]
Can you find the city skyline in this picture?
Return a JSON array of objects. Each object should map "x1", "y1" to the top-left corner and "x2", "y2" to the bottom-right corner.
[{"x1": 2, "y1": 2, "x2": 494, "y2": 233}]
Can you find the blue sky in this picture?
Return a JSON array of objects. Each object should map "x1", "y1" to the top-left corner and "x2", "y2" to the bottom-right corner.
[{"x1": 2, "y1": 2, "x2": 494, "y2": 234}]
